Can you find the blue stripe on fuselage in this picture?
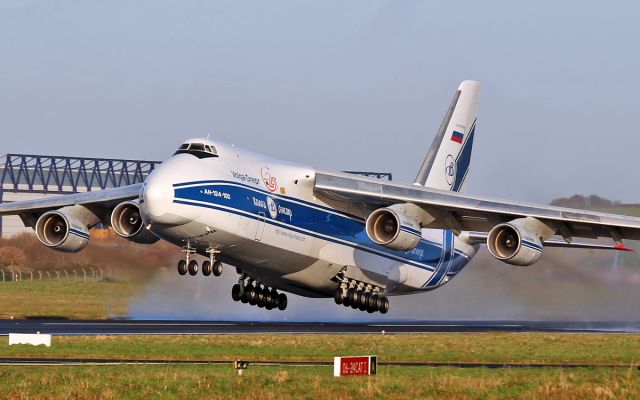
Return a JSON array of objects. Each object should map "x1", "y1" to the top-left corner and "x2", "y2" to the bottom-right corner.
[{"x1": 172, "y1": 181, "x2": 470, "y2": 279}]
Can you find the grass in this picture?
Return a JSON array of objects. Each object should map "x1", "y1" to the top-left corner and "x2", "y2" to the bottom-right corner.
[
  {"x1": 1, "y1": 333, "x2": 640, "y2": 365},
  {"x1": 0, "y1": 364, "x2": 639, "y2": 399},
  {"x1": 0, "y1": 280, "x2": 137, "y2": 319},
  {"x1": 1, "y1": 333, "x2": 639, "y2": 398}
]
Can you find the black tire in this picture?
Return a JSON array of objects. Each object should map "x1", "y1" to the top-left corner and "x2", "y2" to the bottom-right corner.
[
  {"x1": 379, "y1": 297, "x2": 390, "y2": 314},
  {"x1": 348, "y1": 289, "x2": 358, "y2": 308},
  {"x1": 201, "y1": 261, "x2": 212, "y2": 276},
  {"x1": 375, "y1": 296, "x2": 384, "y2": 311},
  {"x1": 248, "y1": 286, "x2": 257, "y2": 305},
  {"x1": 334, "y1": 289, "x2": 344, "y2": 305},
  {"x1": 270, "y1": 289, "x2": 279, "y2": 308},
  {"x1": 342, "y1": 291, "x2": 351, "y2": 307},
  {"x1": 213, "y1": 261, "x2": 223, "y2": 276},
  {"x1": 231, "y1": 284, "x2": 241, "y2": 301},
  {"x1": 263, "y1": 290, "x2": 273, "y2": 308},
  {"x1": 240, "y1": 286, "x2": 250, "y2": 303},
  {"x1": 188, "y1": 260, "x2": 198, "y2": 276},
  {"x1": 177, "y1": 260, "x2": 187, "y2": 276},
  {"x1": 277, "y1": 293, "x2": 287, "y2": 311},
  {"x1": 256, "y1": 286, "x2": 265, "y2": 303},
  {"x1": 359, "y1": 293, "x2": 370, "y2": 311},
  {"x1": 368, "y1": 294, "x2": 379, "y2": 312}
]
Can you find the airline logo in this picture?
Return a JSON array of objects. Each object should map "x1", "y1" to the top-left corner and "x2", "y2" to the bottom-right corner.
[
  {"x1": 451, "y1": 131, "x2": 464, "y2": 144},
  {"x1": 261, "y1": 167, "x2": 278, "y2": 192}
]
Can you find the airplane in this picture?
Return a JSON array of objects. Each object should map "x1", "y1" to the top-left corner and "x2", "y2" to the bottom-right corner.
[{"x1": 3, "y1": 80, "x2": 640, "y2": 315}]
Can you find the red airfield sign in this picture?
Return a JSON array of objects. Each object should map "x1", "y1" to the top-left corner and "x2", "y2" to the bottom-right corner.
[{"x1": 333, "y1": 355, "x2": 377, "y2": 377}]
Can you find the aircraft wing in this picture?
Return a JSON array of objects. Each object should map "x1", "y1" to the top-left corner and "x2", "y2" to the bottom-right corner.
[
  {"x1": 0, "y1": 183, "x2": 142, "y2": 216},
  {"x1": 314, "y1": 170, "x2": 640, "y2": 242}
]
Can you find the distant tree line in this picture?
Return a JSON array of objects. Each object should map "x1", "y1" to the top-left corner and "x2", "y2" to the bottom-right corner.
[{"x1": 550, "y1": 194, "x2": 640, "y2": 210}]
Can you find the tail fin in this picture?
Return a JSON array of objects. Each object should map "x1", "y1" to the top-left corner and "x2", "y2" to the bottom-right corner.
[{"x1": 414, "y1": 80, "x2": 480, "y2": 193}]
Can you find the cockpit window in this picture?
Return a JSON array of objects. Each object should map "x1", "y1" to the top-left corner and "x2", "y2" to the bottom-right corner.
[{"x1": 173, "y1": 142, "x2": 219, "y2": 158}]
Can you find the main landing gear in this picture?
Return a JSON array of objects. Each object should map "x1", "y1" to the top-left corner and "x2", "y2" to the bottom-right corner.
[
  {"x1": 231, "y1": 274, "x2": 288, "y2": 311},
  {"x1": 333, "y1": 279, "x2": 389, "y2": 314},
  {"x1": 177, "y1": 246, "x2": 223, "y2": 277}
]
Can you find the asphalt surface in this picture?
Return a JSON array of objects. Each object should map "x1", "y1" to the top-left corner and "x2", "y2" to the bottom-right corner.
[{"x1": 1, "y1": 319, "x2": 640, "y2": 335}]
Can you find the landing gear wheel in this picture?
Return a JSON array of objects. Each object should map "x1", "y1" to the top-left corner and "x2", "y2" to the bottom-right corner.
[
  {"x1": 240, "y1": 286, "x2": 250, "y2": 303},
  {"x1": 231, "y1": 284, "x2": 241, "y2": 301},
  {"x1": 368, "y1": 294, "x2": 379, "y2": 312},
  {"x1": 350, "y1": 290, "x2": 360, "y2": 309},
  {"x1": 201, "y1": 261, "x2": 212, "y2": 276},
  {"x1": 263, "y1": 290, "x2": 273, "y2": 308},
  {"x1": 212, "y1": 261, "x2": 223, "y2": 276},
  {"x1": 177, "y1": 260, "x2": 187, "y2": 275},
  {"x1": 248, "y1": 286, "x2": 257, "y2": 306},
  {"x1": 277, "y1": 293, "x2": 287, "y2": 311},
  {"x1": 271, "y1": 289, "x2": 279, "y2": 308},
  {"x1": 359, "y1": 293, "x2": 370, "y2": 311},
  {"x1": 188, "y1": 260, "x2": 198, "y2": 276},
  {"x1": 334, "y1": 288, "x2": 345, "y2": 305},
  {"x1": 256, "y1": 287, "x2": 265, "y2": 304},
  {"x1": 348, "y1": 289, "x2": 358, "y2": 309},
  {"x1": 379, "y1": 297, "x2": 390, "y2": 314}
]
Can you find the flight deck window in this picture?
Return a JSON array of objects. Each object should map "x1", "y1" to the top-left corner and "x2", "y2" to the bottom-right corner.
[{"x1": 173, "y1": 142, "x2": 219, "y2": 158}]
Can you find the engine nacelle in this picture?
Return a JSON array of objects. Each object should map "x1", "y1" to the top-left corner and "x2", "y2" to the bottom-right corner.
[
  {"x1": 365, "y1": 203, "x2": 429, "y2": 251},
  {"x1": 110, "y1": 201, "x2": 159, "y2": 244},
  {"x1": 487, "y1": 219, "x2": 545, "y2": 266},
  {"x1": 35, "y1": 207, "x2": 95, "y2": 253}
]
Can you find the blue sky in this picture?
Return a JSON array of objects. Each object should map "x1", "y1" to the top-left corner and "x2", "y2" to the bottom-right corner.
[{"x1": 1, "y1": 0, "x2": 639, "y2": 203}]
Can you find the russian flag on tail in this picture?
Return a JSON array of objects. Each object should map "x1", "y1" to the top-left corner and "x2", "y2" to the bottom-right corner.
[{"x1": 451, "y1": 131, "x2": 464, "y2": 144}]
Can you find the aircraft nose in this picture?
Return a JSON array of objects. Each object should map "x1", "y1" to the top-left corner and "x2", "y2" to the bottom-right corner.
[{"x1": 140, "y1": 166, "x2": 187, "y2": 226}]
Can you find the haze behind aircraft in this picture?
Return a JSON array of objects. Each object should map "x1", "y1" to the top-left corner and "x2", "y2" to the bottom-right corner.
[{"x1": 3, "y1": 80, "x2": 640, "y2": 314}]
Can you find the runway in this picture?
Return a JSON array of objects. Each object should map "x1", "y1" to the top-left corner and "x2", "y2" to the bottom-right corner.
[{"x1": 1, "y1": 319, "x2": 639, "y2": 335}]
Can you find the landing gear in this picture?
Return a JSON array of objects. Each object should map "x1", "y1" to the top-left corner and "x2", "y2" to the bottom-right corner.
[
  {"x1": 231, "y1": 273, "x2": 288, "y2": 311},
  {"x1": 333, "y1": 279, "x2": 389, "y2": 314},
  {"x1": 176, "y1": 245, "x2": 223, "y2": 278}
]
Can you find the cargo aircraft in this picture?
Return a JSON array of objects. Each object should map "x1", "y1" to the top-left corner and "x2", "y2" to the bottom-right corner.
[{"x1": 3, "y1": 81, "x2": 640, "y2": 314}]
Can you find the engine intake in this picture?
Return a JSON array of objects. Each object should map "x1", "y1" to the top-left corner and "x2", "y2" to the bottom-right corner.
[
  {"x1": 366, "y1": 204, "x2": 428, "y2": 251},
  {"x1": 487, "y1": 220, "x2": 545, "y2": 266},
  {"x1": 35, "y1": 208, "x2": 92, "y2": 253},
  {"x1": 111, "y1": 201, "x2": 159, "y2": 244}
]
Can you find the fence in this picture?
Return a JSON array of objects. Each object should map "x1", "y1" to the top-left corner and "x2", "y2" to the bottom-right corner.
[{"x1": 0, "y1": 267, "x2": 107, "y2": 282}]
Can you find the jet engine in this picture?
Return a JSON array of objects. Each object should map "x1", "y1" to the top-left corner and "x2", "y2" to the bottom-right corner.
[
  {"x1": 110, "y1": 201, "x2": 159, "y2": 244},
  {"x1": 365, "y1": 203, "x2": 431, "y2": 251},
  {"x1": 35, "y1": 206, "x2": 97, "y2": 253},
  {"x1": 487, "y1": 219, "x2": 547, "y2": 266}
]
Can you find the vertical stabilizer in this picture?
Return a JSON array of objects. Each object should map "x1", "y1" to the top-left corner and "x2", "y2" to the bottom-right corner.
[{"x1": 414, "y1": 80, "x2": 480, "y2": 193}]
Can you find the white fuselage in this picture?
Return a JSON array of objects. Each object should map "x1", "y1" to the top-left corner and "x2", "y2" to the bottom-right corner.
[{"x1": 140, "y1": 139, "x2": 477, "y2": 298}]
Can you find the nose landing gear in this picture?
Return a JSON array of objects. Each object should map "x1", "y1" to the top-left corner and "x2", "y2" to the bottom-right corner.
[{"x1": 176, "y1": 246, "x2": 223, "y2": 278}]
